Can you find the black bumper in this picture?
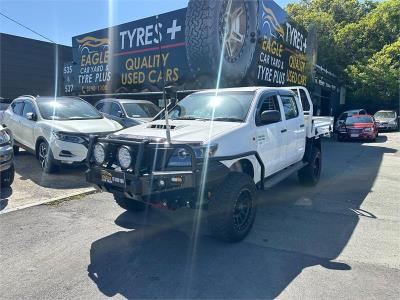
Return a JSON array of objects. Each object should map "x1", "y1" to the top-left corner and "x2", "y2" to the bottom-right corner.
[{"x1": 86, "y1": 161, "x2": 229, "y2": 200}]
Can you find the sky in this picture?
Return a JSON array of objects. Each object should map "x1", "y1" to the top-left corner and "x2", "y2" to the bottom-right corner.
[{"x1": 0, "y1": 0, "x2": 293, "y2": 46}]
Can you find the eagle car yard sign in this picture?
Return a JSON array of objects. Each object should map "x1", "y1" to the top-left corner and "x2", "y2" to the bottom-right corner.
[{"x1": 65, "y1": 0, "x2": 310, "y2": 96}]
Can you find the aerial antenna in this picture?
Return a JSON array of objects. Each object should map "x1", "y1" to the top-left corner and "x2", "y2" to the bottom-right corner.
[{"x1": 155, "y1": 15, "x2": 171, "y2": 143}]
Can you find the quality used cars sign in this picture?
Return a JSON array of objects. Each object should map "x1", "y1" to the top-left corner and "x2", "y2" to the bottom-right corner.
[{"x1": 67, "y1": 1, "x2": 310, "y2": 96}]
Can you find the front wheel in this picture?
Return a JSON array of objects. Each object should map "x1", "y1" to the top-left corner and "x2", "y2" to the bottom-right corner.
[
  {"x1": 207, "y1": 172, "x2": 257, "y2": 243},
  {"x1": 0, "y1": 163, "x2": 15, "y2": 188},
  {"x1": 298, "y1": 146, "x2": 322, "y2": 186},
  {"x1": 114, "y1": 195, "x2": 147, "y2": 212},
  {"x1": 37, "y1": 140, "x2": 58, "y2": 174}
]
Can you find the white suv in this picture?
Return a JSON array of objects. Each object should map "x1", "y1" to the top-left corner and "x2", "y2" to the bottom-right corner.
[{"x1": 2, "y1": 96, "x2": 122, "y2": 173}]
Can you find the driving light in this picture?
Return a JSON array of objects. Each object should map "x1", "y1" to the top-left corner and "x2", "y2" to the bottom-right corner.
[
  {"x1": 117, "y1": 146, "x2": 132, "y2": 169},
  {"x1": 0, "y1": 130, "x2": 11, "y2": 145},
  {"x1": 93, "y1": 143, "x2": 106, "y2": 165}
]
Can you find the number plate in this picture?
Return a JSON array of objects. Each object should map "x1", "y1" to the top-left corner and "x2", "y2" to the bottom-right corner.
[
  {"x1": 351, "y1": 134, "x2": 359, "y2": 138},
  {"x1": 100, "y1": 170, "x2": 126, "y2": 188}
]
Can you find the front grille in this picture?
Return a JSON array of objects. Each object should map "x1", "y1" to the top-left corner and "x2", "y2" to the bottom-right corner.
[{"x1": 349, "y1": 129, "x2": 362, "y2": 134}]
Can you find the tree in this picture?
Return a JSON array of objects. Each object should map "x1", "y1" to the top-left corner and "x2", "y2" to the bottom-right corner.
[{"x1": 286, "y1": 0, "x2": 400, "y2": 110}]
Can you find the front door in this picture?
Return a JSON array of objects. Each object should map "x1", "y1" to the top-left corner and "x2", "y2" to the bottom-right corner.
[{"x1": 255, "y1": 93, "x2": 287, "y2": 177}]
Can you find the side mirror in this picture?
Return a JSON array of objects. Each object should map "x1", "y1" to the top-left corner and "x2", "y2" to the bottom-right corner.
[
  {"x1": 260, "y1": 110, "x2": 281, "y2": 125},
  {"x1": 117, "y1": 111, "x2": 124, "y2": 118},
  {"x1": 26, "y1": 112, "x2": 37, "y2": 121}
]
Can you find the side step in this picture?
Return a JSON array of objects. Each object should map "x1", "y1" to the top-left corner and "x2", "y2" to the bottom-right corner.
[{"x1": 263, "y1": 161, "x2": 308, "y2": 190}]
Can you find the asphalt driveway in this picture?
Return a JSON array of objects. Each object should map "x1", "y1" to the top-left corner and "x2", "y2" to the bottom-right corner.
[{"x1": 0, "y1": 133, "x2": 399, "y2": 299}]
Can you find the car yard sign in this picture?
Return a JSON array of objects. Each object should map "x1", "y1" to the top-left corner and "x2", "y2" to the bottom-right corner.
[{"x1": 66, "y1": 0, "x2": 310, "y2": 96}]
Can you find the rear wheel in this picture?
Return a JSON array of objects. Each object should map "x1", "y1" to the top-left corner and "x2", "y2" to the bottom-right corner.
[
  {"x1": 37, "y1": 140, "x2": 58, "y2": 174},
  {"x1": 0, "y1": 163, "x2": 15, "y2": 188},
  {"x1": 114, "y1": 195, "x2": 147, "y2": 212},
  {"x1": 298, "y1": 146, "x2": 321, "y2": 186},
  {"x1": 207, "y1": 172, "x2": 257, "y2": 243}
]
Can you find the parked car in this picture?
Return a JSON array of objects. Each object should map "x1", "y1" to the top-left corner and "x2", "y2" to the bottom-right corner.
[
  {"x1": 335, "y1": 109, "x2": 367, "y2": 132},
  {"x1": 95, "y1": 99, "x2": 160, "y2": 128},
  {"x1": 0, "y1": 98, "x2": 12, "y2": 124},
  {"x1": 337, "y1": 115, "x2": 378, "y2": 142},
  {"x1": 374, "y1": 110, "x2": 399, "y2": 131},
  {"x1": 2, "y1": 96, "x2": 122, "y2": 173},
  {"x1": 86, "y1": 86, "x2": 333, "y2": 243},
  {"x1": 0, "y1": 126, "x2": 15, "y2": 188}
]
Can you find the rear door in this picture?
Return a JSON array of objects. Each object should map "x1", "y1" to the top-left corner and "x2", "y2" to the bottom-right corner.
[
  {"x1": 6, "y1": 100, "x2": 25, "y2": 143},
  {"x1": 279, "y1": 93, "x2": 304, "y2": 165},
  {"x1": 19, "y1": 100, "x2": 37, "y2": 150},
  {"x1": 255, "y1": 92, "x2": 287, "y2": 176}
]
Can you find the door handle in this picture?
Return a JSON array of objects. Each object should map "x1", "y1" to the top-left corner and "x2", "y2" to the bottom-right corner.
[
  {"x1": 281, "y1": 129, "x2": 287, "y2": 133},
  {"x1": 300, "y1": 124, "x2": 305, "y2": 128}
]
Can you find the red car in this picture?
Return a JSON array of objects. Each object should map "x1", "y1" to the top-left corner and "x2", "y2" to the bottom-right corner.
[{"x1": 337, "y1": 114, "x2": 378, "y2": 142}]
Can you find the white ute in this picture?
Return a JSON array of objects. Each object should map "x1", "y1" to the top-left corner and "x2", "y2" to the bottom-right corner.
[{"x1": 86, "y1": 86, "x2": 333, "y2": 242}]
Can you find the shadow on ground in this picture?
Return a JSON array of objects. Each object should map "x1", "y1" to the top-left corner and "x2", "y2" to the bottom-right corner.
[
  {"x1": 87, "y1": 137, "x2": 396, "y2": 298},
  {"x1": 13, "y1": 150, "x2": 89, "y2": 189}
]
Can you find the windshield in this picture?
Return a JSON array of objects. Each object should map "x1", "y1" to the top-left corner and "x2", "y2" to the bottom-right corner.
[
  {"x1": 123, "y1": 102, "x2": 160, "y2": 118},
  {"x1": 37, "y1": 99, "x2": 102, "y2": 120},
  {"x1": 167, "y1": 91, "x2": 255, "y2": 122},
  {"x1": 374, "y1": 111, "x2": 395, "y2": 118},
  {"x1": 346, "y1": 116, "x2": 374, "y2": 124}
]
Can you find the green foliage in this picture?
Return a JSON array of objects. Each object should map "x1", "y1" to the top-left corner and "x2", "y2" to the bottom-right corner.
[{"x1": 286, "y1": 0, "x2": 400, "y2": 109}]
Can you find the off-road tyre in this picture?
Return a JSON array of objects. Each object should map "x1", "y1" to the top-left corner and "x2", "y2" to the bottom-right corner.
[
  {"x1": 185, "y1": 0, "x2": 258, "y2": 86},
  {"x1": 298, "y1": 146, "x2": 321, "y2": 186},
  {"x1": 114, "y1": 195, "x2": 147, "y2": 212},
  {"x1": 207, "y1": 172, "x2": 257, "y2": 243},
  {"x1": 0, "y1": 163, "x2": 15, "y2": 188},
  {"x1": 37, "y1": 140, "x2": 59, "y2": 174}
]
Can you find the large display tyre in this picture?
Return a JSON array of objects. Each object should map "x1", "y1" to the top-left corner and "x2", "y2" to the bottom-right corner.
[
  {"x1": 298, "y1": 146, "x2": 322, "y2": 186},
  {"x1": 37, "y1": 140, "x2": 59, "y2": 174},
  {"x1": 114, "y1": 195, "x2": 147, "y2": 212},
  {"x1": 207, "y1": 172, "x2": 257, "y2": 243},
  {"x1": 0, "y1": 163, "x2": 15, "y2": 188},
  {"x1": 185, "y1": 0, "x2": 258, "y2": 86}
]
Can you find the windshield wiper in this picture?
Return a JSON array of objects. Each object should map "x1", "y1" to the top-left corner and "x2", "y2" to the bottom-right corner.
[
  {"x1": 212, "y1": 117, "x2": 243, "y2": 122},
  {"x1": 175, "y1": 116, "x2": 209, "y2": 121}
]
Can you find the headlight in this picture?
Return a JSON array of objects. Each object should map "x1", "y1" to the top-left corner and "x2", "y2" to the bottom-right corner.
[
  {"x1": 363, "y1": 127, "x2": 373, "y2": 132},
  {"x1": 167, "y1": 148, "x2": 192, "y2": 167},
  {"x1": 117, "y1": 146, "x2": 132, "y2": 169},
  {"x1": 93, "y1": 143, "x2": 106, "y2": 165},
  {"x1": 0, "y1": 130, "x2": 11, "y2": 145},
  {"x1": 53, "y1": 132, "x2": 86, "y2": 144},
  {"x1": 192, "y1": 144, "x2": 218, "y2": 158},
  {"x1": 388, "y1": 120, "x2": 396, "y2": 125}
]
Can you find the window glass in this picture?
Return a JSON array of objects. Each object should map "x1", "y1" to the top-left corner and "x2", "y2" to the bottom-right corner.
[
  {"x1": 346, "y1": 116, "x2": 374, "y2": 124},
  {"x1": 123, "y1": 102, "x2": 160, "y2": 118},
  {"x1": 95, "y1": 102, "x2": 105, "y2": 112},
  {"x1": 167, "y1": 91, "x2": 255, "y2": 122},
  {"x1": 22, "y1": 101, "x2": 35, "y2": 118},
  {"x1": 374, "y1": 111, "x2": 396, "y2": 118},
  {"x1": 12, "y1": 101, "x2": 24, "y2": 116},
  {"x1": 281, "y1": 96, "x2": 299, "y2": 120},
  {"x1": 299, "y1": 90, "x2": 311, "y2": 111},
  {"x1": 110, "y1": 103, "x2": 122, "y2": 117},
  {"x1": 37, "y1": 99, "x2": 102, "y2": 120}
]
